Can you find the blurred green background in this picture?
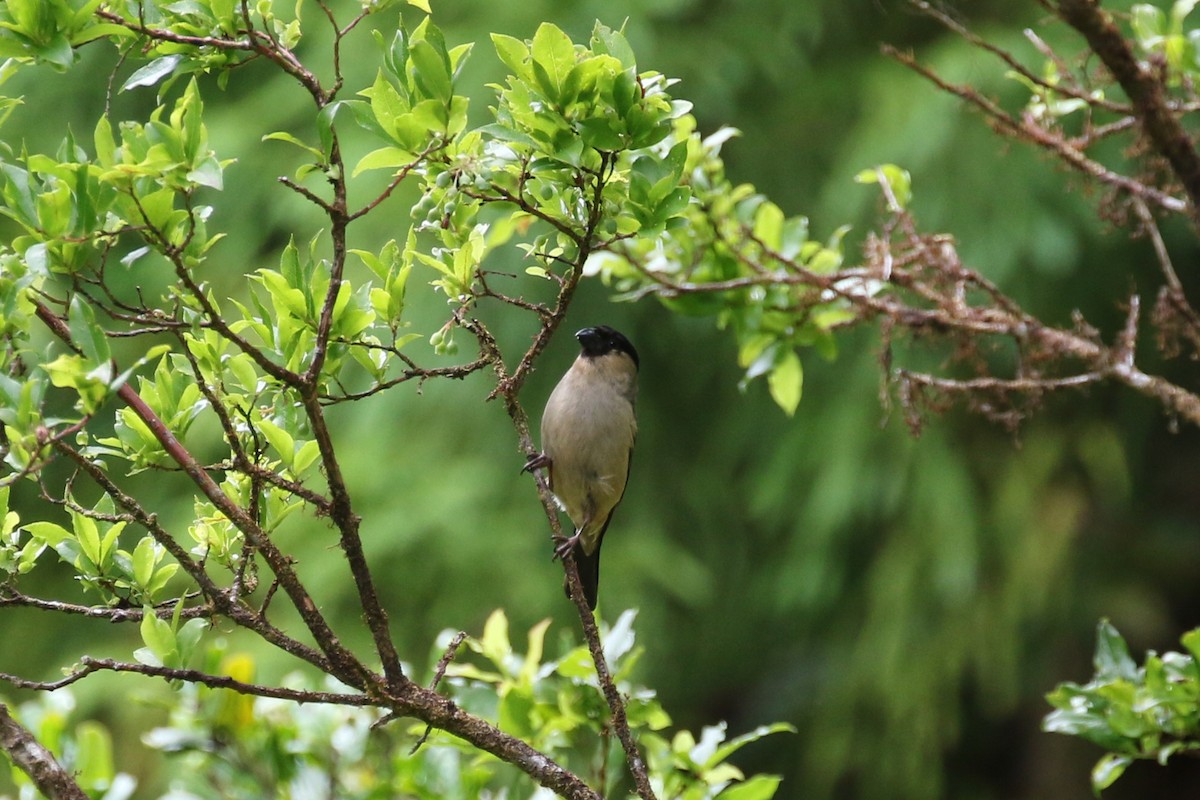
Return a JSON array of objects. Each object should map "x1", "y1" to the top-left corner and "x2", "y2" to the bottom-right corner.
[{"x1": 5, "y1": 0, "x2": 1200, "y2": 798}]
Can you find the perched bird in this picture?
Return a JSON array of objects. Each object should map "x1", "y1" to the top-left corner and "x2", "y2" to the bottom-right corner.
[{"x1": 525, "y1": 325, "x2": 639, "y2": 609}]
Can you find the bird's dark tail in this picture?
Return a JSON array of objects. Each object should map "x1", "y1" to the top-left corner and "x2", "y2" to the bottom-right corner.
[{"x1": 566, "y1": 540, "x2": 601, "y2": 610}]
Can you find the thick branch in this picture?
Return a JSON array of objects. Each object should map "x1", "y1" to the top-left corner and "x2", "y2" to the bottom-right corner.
[
  {"x1": 0, "y1": 703, "x2": 87, "y2": 800},
  {"x1": 1053, "y1": 0, "x2": 1200, "y2": 225},
  {"x1": 393, "y1": 682, "x2": 602, "y2": 799},
  {"x1": 50, "y1": 438, "x2": 335, "y2": 674},
  {"x1": 299, "y1": 391, "x2": 405, "y2": 687}
]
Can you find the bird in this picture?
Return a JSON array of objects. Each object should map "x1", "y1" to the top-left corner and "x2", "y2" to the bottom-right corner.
[{"x1": 524, "y1": 325, "x2": 639, "y2": 610}]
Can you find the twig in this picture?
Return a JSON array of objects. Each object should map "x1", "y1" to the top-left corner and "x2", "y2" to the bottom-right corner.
[
  {"x1": 883, "y1": 45, "x2": 1188, "y2": 215},
  {"x1": 0, "y1": 592, "x2": 208, "y2": 623},
  {"x1": 407, "y1": 631, "x2": 468, "y2": 752},
  {"x1": 0, "y1": 658, "x2": 373, "y2": 705}
]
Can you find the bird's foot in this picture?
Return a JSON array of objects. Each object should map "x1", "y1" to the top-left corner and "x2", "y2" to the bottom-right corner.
[
  {"x1": 522, "y1": 452, "x2": 551, "y2": 474},
  {"x1": 551, "y1": 532, "x2": 580, "y2": 562}
]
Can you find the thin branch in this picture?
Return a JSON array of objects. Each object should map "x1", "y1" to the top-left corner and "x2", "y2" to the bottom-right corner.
[
  {"x1": 320, "y1": 355, "x2": 492, "y2": 403},
  {"x1": 910, "y1": 0, "x2": 1130, "y2": 114},
  {"x1": 883, "y1": 45, "x2": 1189, "y2": 215},
  {"x1": 407, "y1": 631, "x2": 468, "y2": 752},
  {"x1": 0, "y1": 591, "x2": 208, "y2": 623},
  {"x1": 562, "y1": 555, "x2": 656, "y2": 800},
  {"x1": 1131, "y1": 197, "x2": 1188, "y2": 296},
  {"x1": 462, "y1": 157, "x2": 658, "y2": 799},
  {"x1": 0, "y1": 657, "x2": 372, "y2": 706}
]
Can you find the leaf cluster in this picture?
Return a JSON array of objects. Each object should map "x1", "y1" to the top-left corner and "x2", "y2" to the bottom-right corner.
[{"x1": 1045, "y1": 620, "x2": 1200, "y2": 794}]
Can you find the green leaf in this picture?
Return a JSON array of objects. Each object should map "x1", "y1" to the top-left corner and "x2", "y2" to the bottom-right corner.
[
  {"x1": 74, "y1": 721, "x2": 114, "y2": 788},
  {"x1": 24, "y1": 521, "x2": 72, "y2": 547},
  {"x1": 717, "y1": 775, "x2": 782, "y2": 800},
  {"x1": 1182, "y1": 628, "x2": 1200, "y2": 663},
  {"x1": 768, "y1": 350, "x2": 803, "y2": 416},
  {"x1": 591, "y1": 22, "x2": 636, "y2": 70},
  {"x1": 491, "y1": 33, "x2": 530, "y2": 79},
  {"x1": 361, "y1": 70, "x2": 408, "y2": 138},
  {"x1": 709, "y1": 722, "x2": 797, "y2": 767},
  {"x1": 263, "y1": 131, "x2": 325, "y2": 160},
  {"x1": 410, "y1": 39, "x2": 452, "y2": 103},
  {"x1": 293, "y1": 440, "x2": 320, "y2": 475},
  {"x1": 131, "y1": 536, "x2": 157, "y2": 588},
  {"x1": 122, "y1": 55, "x2": 183, "y2": 92},
  {"x1": 68, "y1": 294, "x2": 110, "y2": 364},
  {"x1": 530, "y1": 23, "x2": 576, "y2": 104},
  {"x1": 72, "y1": 511, "x2": 102, "y2": 569},
  {"x1": 753, "y1": 202, "x2": 784, "y2": 251},
  {"x1": 257, "y1": 418, "x2": 295, "y2": 467},
  {"x1": 519, "y1": 618, "x2": 552, "y2": 684},
  {"x1": 1091, "y1": 753, "x2": 1132, "y2": 794},
  {"x1": 98, "y1": 520, "x2": 124, "y2": 568},
  {"x1": 1095, "y1": 619, "x2": 1137, "y2": 681},
  {"x1": 175, "y1": 616, "x2": 208, "y2": 663},
  {"x1": 1131, "y1": 4, "x2": 1167, "y2": 45},
  {"x1": 479, "y1": 609, "x2": 512, "y2": 669},
  {"x1": 855, "y1": 164, "x2": 912, "y2": 211},
  {"x1": 139, "y1": 608, "x2": 176, "y2": 666},
  {"x1": 353, "y1": 146, "x2": 417, "y2": 177}
]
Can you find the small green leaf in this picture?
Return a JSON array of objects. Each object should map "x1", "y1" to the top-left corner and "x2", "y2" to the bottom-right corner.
[
  {"x1": 263, "y1": 131, "x2": 325, "y2": 160},
  {"x1": 292, "y1": 440, "x2": 320, "y2": 475},
  {"x1": 257, "y1": 418, "x2": 295, "y2": 467},
  {"x1": 72, "y1": 511, "x2": 102, "y2": 569},
  {"x1": 1181, "y1": 627, "x2": 1200, "y2": 663},
  {"x1": 353, "y1": 146, "x2": 416, "y2": 177},
  {"x1": 68, "y1": 294, "x2": 110, "y2": 364},
  {"x1": 131, "y1": 536, "x2": 157, "y2": 587},
  {"x1": 854, "y1": 164, "x2": 911, "y2": 211},
  {"x1": 24, "y1": 521, "x2": 72, "y2": 547},
  {"x1": 139, "y1": 608, "x2": 176, "y2": 666},
  {"x1": 752, "y1": 202, "x2": 784, "y2": 251},
  {"x1": 717, "y1": 775, "x2": 783, "y2": 800},
  {"x1": 520, "y1": 618, "x2": 552, "y2": 684},
  {"x1": 122, "y1": 55, "x2": 183, "y2": 91},
  {"x1": 1091, "y1": 753, "x2": 1132, "y2": 794},
  {"x1": 175, "y1": 616, "x2": 208, "y2": 663},
  {"x1": 709, "y1": 722, "x2": 797, "y2": 767},
  {"x1": 530, "y1": 23, "x2": 576, "y2": 104},
  {"x1": 410, "y1": 39, "x2": 452, "y2": 103},
  {"x1": 74, "y1": 721, "x2": 114, "y2": 788},
  {"x1": 1095, "y1": 619, "x2": 1137, "y2": 681},
  {"x1": 768, "y1": 350, "x2": 803, "y2": 416},
  {"x1": 479, "y1": 609, "x2": 512, "y2": 668},
  {"x1": 491, "y1": 33, "x2": 530, "y2": 79}
]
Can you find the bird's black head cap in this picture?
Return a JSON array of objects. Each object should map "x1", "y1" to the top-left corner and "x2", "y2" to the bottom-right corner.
[{"x1": 576, "y1": 325, "x2": 638, "y2": 369}]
